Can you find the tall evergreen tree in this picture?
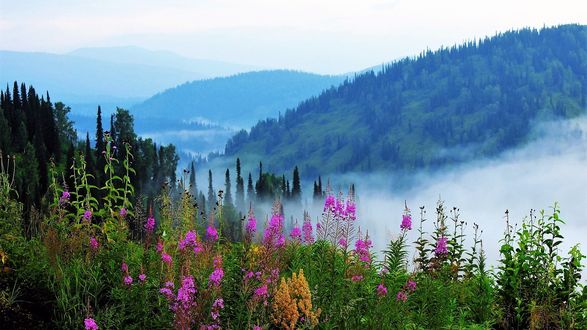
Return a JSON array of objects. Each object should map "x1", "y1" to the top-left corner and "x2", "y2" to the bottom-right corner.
[
  {"x1": 291, "y1": 166, "x2": 301, "y2": 203},
  {"x1": 189, "y1": 161, "x2": 197, "y2": 197},
  {"x1": 95, "y1": 106, "x2": 105, "y2": 176},
  {"x1": 246, "y1": 172, "x2": 254, "y2": 206},
  {"x1": 224, "y1": 168, "x2": 233, "y2": 207},
  {"x1": 207, "y1": 169, "x2": 216, "y2": 213},
  {"x1": 235, "y1": 158, "x2": 244, "y2": 211}
]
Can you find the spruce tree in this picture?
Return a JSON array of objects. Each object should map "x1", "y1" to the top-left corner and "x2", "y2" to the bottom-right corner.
[
  {"x1": 95, "y1": 106, "x2": 105, "y2": 178},
  {"x1": 235, "y1": 158, "x2": 244, "y2": 211},
  {"x1": 189, "y1": 161, "x2": 197, "y2": 197},
  {"x1": 246, "y1": 172, "x2": 254, "y2": 206},
  {"x1": 207, "y1": 169, "x2": 216, "y2": 213},
  {"x1": 224, "y1": 168, "x2": 233, "y2": 207},
  {"x1": 292, "y1": 166, "x2": 301, "y2": 203}
]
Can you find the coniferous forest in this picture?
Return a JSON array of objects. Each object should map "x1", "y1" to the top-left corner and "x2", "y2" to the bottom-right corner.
[{"x1": 0, "y1": 17, "x2": 586, "y2": 330}]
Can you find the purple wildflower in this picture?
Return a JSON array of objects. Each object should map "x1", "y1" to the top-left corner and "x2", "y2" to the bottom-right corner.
[
  {"x1": 377, "y1": 283, "x2": 388, "y2": 296},
  {"x1": 324, "y1": 195, "x2": 336, "y2": 211},
  {"x1": 253, "y1": 326, "x2": 262, "y2": 330},
  {"x1": 89, "y1": 237, "x2": 99, "y2": 251},
  {"x1": 435, "y1": 236, "x2": 448, "y2": 256},
  {"x1": 406, "y1": 279, "x2": 417, "y2": 292},
  {"x1": 139, "y1": 274, "x2": 147, "y2": 282},
  {"x1": 162, "y1": 253, "x2": 172, "y2": 266},
  {"x1": 338, "y1": 238, "x2": 348, "y2": 249},
  {"x1": 179, "y1": 230, "x2": 197, "y2": 250},
  {"x1": 254, "y1": 284, "x2": 268, "y2": 298},
  {"x1": 156, "y1": 240, "x2": 163, "y2": 253},
  {"x1": 345, "y1": 200, "x2": 356, "y2": 220},
  {"x1": 59, "y1": 191, "x2": 70, "y2": 204},
  {"x1": 263, "y1": 214, "x2": 284, "y2": 247},
  {"x1": 400, "y1": 214, "x2": 412, "y2": 231},
  {"x1": 121, "y1": 261, "x2": 128, "y2": 273},
  {"x1": 119, "y1": 207, "x2": 127, "y2": 217},
  {"x1": 210, "y1": 298, "x2": 224, "y2": 320},
  {"x1": 144, "y1": 216, "x2": 155, "y2": 232},
  {"x1": 83, "y1": 209, "x2": 92, "y2": 221},
  {"x1": 396, "y1": 290, "x2": 408, "y2": 302},
  {"x1": 246, "y1": 216, "x2": 257, "y2": 234},
  {"x1": 123, "y1": 275, "x2": 133, "y2": 286},
  {"x1": 354, "y1": 238, "x2": 372, "y2": 263},
  {"x1": 176, "y1": 276, "x2": 196, "y2": 309},
  {"x1": 302, "y1": 218, "x2": 314, "y2": 244},
  {"x1": 84, "y1": 318, "x2": 99, "y2": 330},
  {"x1": 351, "y1": 274, "x2": 364, "y2": 282},
  {"x1": 290, "y1": 226, "x2": 302, "y2": 241},
  {"x1": 209, "y1": 256, "x2": 224, "y2": 287},
  {"x1": 206, "y1": 226, "x2": 219, "y2": 241}
]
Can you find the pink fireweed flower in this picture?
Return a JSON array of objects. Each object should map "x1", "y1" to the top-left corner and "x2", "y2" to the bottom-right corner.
[
  {"x1": 206, "y1": 225, "x2": 219, "y2": 241},
  {"x1": 253, "y1": 326, "x2": 262, "y2": 330},
  {"x1": 179, "y1": 230, "x2": 197, "y2": 250},
  {"x1": 59, "y1": 191, "x2": 70, "y2": 204},
  {"x1": 435, "y1": 236, "x2": 448, "y2": 256},
  {"x1": 209, "y1": 268, "x2": 224, "y2": 287},
  {"x1": 290, "y1": 226, "x2": 302, "y2": 241},
  {"x1": 400, "y1": 214, "x2": 412, "y2": 231},
  {"x1": 159, "y1": 287, "x2": 173, "y2": 299},
  {"x1": 354, "y1": 238, "x2": 372, "y2": 263},
  {"x1": 406, "y1": 279, "x2": 417, "y2": 292},
  {"x1": 324, "y1": 194, "x2": 336, "y2": 211},
  {"x1": 176, "y1": 276, "x2": 196, "y2": 309},
  {"x1": 161, "y1": 253, "x2": 172, "y2": 266},
  {"x1": 156, "y1": 240, "x2": 164, "y2": 253},
  {"x1": 377, "y1": 283, "x2": 388, "y2": 296},
  {"x1": 139, "y1": 274, "x2": 147, "y2": 282},
  {"x1": 263, "y1": 214, "x2": 284, "y2": 247},
  {"x1": 210, "y1": 298, "x2": 224, "y2": 320},
  {"x1": 123, "y1": 275, "x2": 133, "y2": 286},
  {"x1": 345, "y1": 200, "x2": 356, "y2": 220},
  {"x1": 83, "y1": 209, "x2": 92, "y2": 221},
  {"x1": 254, "y1": 284, "x2": 268, "y2": 298},
  {"x1": 245, "y1": 215, "x2": 257, "y2": 234},
  {"x1": 84, "y1": 318, "x2": 99, "y2": 330},
  {"x1": 121, "y1": 261, "x2": 128, "y2": 273},
  {"x1": 302, "y1": 218, "x2": 314, "y2": 244},
  {"x1": 89, "y1": 237, "x2": 99, "y2": 251},
  {"x1": 351, "y1": 274, "x2": 364, "y2": 282},
  {"x1": 338, "y1": 238, "x2": 348, "y2": 249},
  {"x1": 119, "y1": 207, "x2": 127, "y2": 217},
  {"x1": 144, "y1": 216, "x2": 155, "y2": 232},
  {"x1": 396, "y1": 290, "x2": 408, "y2": 302}
]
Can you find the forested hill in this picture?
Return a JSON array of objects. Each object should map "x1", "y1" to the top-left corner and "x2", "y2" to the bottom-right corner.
[
  {"x1": 131, "y1": 70, "x2": 345, "y2": 128},
  {"x1": 223, "y1": 25, "x2": 587, "y2": 178}
]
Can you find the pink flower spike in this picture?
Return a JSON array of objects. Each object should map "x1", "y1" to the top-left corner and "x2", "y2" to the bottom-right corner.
[
  {"x1": 407, "y1": 279, "x2": 417, "y2": 292},
  {"x1": 161, "y1": 253, "x2": 172, "y2": 266},
  {"x1": 84, "y1": 318, "x2": 99, "y2": 330},
  {"x1": 123, "y1": 275, "x2": 133, "y2": 286},
  {"x1": 119, "y1": 207, "x2": 127, "y2": 217},
  {"x1": 377, "y1": 283, "x2": 388, "y2": 296},
  {"x1": 400, "y1": 214, "x2": 412, "y2": 231},
  {"x1": 138, "y1": 274, "x2": 146, "y2": 282},
  {"x1": 206, "y1": 226, "x2": 219, "y2": 241},
  {"x1": 396, "y1": 290, "x2": 408, "y2": 302},
  {"x1": 89, "y1": 237, "x2": 99, "y2": 251},
  {"x1": 121, "y1": 261, "x2": 128, "y2": 273}
]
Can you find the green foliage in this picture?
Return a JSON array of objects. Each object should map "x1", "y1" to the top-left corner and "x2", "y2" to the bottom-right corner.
[{"x1": 224, "y1": 25, "x2": 587, "y2": 177}]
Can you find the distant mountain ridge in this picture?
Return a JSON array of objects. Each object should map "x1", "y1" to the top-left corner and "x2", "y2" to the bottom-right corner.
[
  {"x1": 131, "y1": 70, "x2": 346, "y2": 128},
  {"x1": 222, "y1": 24, "x2": 587, "y2": 177},
  {"x1": 0, "y1": 47, "x2": 259, "y2": 115}
]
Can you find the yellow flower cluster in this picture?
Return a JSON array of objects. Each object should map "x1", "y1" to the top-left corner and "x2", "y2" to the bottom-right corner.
[{"x1": 271, "y1": 269, "x2": 320, "y2": 329}]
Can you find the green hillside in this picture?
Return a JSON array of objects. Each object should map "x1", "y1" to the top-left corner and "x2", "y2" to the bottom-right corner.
[{"x1": 224, "y1": 25, "x2": 587, "y2": 177}]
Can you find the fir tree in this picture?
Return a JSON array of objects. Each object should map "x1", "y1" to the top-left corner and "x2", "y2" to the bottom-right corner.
[
  {"x1": 207, "y1": 169, "x2": 216, "y2": 213},
  {"x1": 224, "y1": 168, "x2": 233, "y2": 207},
  {"x1": 292, "y1": 166, "x2": 301, "y2": 203},
  {"x1": 247, "y1": 172, "x2": 254, "y2": 206},
  {"x1": 189, "y1": 161, "x2": 197, "y2": 197},
  {"x1": 235, "y1": 158, "x2": 245, "y2": 211}
]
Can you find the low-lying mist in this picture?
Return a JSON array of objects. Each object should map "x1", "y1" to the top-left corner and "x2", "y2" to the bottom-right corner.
[{"x1": 199, "y1": 116, "x2": 586, "y2": 274}]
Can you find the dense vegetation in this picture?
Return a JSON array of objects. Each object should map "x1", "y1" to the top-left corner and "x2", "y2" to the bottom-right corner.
[
  {"x1": 0, "y1": 83, "x2": 179, "y2": 236},
  {"x1": 224, "y1": 25, "x2": 587, "y2": 177},
  {"x1": 132, "y1": 70, "x2": 345, "y2": 127},
  {"x1": 0, "y1": 145, "x2": 584, "y2": 329}
]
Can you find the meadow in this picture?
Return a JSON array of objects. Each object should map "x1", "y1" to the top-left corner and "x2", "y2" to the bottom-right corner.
[{"x1": 0, "y1": 139, "x2": 585, "y2": 329}]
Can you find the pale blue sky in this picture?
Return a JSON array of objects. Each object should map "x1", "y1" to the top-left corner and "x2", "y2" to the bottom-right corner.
[{"x1": 1, "y1": 0, "x2": 586, "y2": 74}]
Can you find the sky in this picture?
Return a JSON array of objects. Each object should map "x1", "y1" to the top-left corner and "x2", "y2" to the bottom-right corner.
[{"x1": 1, "y1": 0, "x2": 586, "y2": 74}]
